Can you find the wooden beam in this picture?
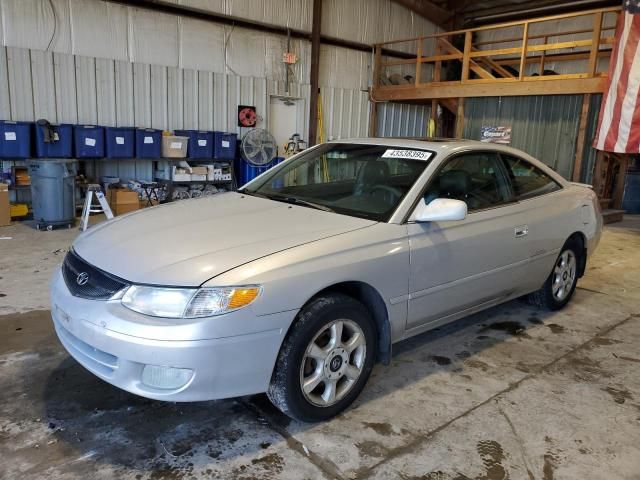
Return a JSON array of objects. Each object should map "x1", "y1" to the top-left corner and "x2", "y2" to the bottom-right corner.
[
  {"x1": 613, "y1": 155, "x2": 630, "y2": 209},
  {"x1": 372, "y1": 76, "x2": 607, "y2": 100},
  {"x1": 455, "y1": 98, "x2": 465, "y2": 139},
  {"x1": 496, "y1": 48, "x2": 612, "y2": 66},
  {"x1": 573, "y1": 94, "x2": 591, "y2": 182},
  {"x1": 441, "y1": 37, "x2": 496, "y2": 81},
  {"x1": 390, "y1": 0, "x2": 451, "y2": 27},
  {"x1": 374, "y1": 6, "x2": 621, "y2": 47},
  {"x1": 373, "y1": 45, "x2": 382, "y2": 87},
  {"x1": 588, "y1": 11, "x2": 603, "y2": 76},
  {"x1": 369, "y1": 100, "x2": 378, "y2": 137},
  {"x1": 519, "y1": 22, "x2": 529, "y2": 80},
  {"x1": 308, "y1": 0, "x2": 322, "y2": 146},
  {"x1": 415, "y1": 38, "x2": 422, "y2": 85}
]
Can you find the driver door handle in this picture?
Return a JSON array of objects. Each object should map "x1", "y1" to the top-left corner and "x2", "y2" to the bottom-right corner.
[{"x1": 515, "y1": 225, "x2": 529, "y2": 238}]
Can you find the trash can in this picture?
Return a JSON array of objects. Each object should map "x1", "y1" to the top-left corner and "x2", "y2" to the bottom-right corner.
[{"x1": 29, "y1": 159, "x2": 77, "y2": 230}]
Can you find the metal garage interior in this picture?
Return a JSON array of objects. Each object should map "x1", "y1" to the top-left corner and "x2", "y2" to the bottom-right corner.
[{"x1": 0, "y1": 0, "x2": 639, "y2": 479}]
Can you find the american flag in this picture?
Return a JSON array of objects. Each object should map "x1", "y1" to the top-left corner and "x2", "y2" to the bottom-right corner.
[{"x1": 594, "y1": 1, "x2": 640, "y2": 153}]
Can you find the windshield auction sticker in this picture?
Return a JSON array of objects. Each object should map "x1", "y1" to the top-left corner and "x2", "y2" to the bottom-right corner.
[{"x1": 382, "y1": 149, "x2": 432, "y2": 160}]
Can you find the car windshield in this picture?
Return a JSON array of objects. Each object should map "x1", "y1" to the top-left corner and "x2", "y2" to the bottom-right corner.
[{"x1": 240, "y1": 143, "x2": 434, "y2": 221}]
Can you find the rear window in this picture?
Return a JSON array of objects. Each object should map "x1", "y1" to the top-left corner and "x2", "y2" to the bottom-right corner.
[{"x1": 501, "y1": 154, "x2": 562, "y2": 200}]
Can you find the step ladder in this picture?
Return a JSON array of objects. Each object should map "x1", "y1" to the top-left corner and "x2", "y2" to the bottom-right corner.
[{"x1": 80, "y1": 184, "x2": 113, "y2": 231}]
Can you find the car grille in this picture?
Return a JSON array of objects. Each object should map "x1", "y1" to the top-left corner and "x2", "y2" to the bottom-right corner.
[{"x1": 62, "y1": 250, "x2": 128, "y2": 300}]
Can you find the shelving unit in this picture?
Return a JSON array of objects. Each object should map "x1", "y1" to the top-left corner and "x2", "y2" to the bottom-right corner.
[{"x1": 152, "y1": 158, "x2": 236, "y2": 202}]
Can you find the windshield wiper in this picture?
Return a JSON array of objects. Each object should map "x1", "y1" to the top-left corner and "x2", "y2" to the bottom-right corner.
[
  {"x1": 266, "y1": 194, "x2": 335, "y2": 213},
  {"x1": 238, "y1": 188, "x2": 269, "y2": 199}
]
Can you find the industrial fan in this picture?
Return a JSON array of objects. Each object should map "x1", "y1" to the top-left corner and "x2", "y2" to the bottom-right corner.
[
  {"x1": 240, "y1": 128, "x2": 278, "y2": 166},
  {"x1": 236, "y1": 128, "x2": 281, "y2": 185}
]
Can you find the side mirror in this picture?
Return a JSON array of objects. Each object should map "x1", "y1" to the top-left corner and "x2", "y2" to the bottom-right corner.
[{"x1": 412, "y1": 198, "x2": 467, "y2": 222}]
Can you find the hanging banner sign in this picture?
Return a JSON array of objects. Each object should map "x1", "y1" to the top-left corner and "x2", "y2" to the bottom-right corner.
[{"x1": 480, "y1": 126, "x2": 512, "y2": 144}]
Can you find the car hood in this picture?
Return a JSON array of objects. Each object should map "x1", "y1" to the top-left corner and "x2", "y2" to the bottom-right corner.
[{"x1": 74, "y1": 192, "x2": 376, "y2": 286}]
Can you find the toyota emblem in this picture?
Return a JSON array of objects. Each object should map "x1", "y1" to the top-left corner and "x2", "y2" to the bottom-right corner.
[{"x1": 76, "y1": 272, "x2": 90, "y2": 286}]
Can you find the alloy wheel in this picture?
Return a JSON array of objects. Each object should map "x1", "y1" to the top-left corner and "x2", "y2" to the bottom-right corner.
[
  {"x1": 552, "y1": 250, "x2": 576, "y2": 301},
  {"x1": 299, "y1": 319, "x2": 367, "y2": 407}
]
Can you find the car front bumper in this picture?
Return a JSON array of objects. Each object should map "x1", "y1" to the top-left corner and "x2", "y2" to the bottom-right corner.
[{"x1": 49, "y1": 267, "x2": 296, "y2": 401}]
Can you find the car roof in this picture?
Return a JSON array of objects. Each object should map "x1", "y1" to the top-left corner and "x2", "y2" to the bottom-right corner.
[{"x1": 331, "y1": 137, "x2": 530, "y2": 158}]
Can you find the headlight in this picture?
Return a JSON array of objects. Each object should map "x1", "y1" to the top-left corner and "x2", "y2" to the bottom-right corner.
[{"x1": 121, "y1": 285, "x2": 261, "y2": 318}]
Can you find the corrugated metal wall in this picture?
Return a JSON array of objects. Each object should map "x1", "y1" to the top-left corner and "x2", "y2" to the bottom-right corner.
[
  {"x1": 581, "y1": 94, "x2": 603, "y2": 184},
  {"x1": 463, "y1": 95, "x2": 601, "y2": 181},
  {"x1": 0, "y1": 0, "x2": 440, "y2": 183},
  {"x1": 376, "y1": 103, "x2": 431, "y2": 138},
  {"x1": 0, "y1": 45, "x2": 312, "y2": 181}
]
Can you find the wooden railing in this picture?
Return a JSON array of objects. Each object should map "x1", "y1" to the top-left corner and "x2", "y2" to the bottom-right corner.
[{"x1": 371, "y1": 6, "x2": 621, "y2": 100}]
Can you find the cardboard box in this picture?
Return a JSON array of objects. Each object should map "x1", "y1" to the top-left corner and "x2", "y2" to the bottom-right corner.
[
  {"x1": 191, "y1": 166, "x2": 208, "y2": 175},
  {"x1": 107, "y1": 187, "x2": 140, "y2": 216},
  {"x1": 0, "y1": 184, "x2": 10, "y2": 226}
]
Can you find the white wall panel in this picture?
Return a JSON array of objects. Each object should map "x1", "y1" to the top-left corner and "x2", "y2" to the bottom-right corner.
[
  {"x1": 197, "y1": 70, "x2": 214, "y2": 130},
  {"x1": 6, "y1": 47, "x2": 34, "y2": 121},
  {"x1": 179, "y1": 17, "x2": 225, "y2": 72},
  {"x1": 30, "y1": 50, "x2": 57, "y2": 122},
  {"x1": 70, "y1": 0, "x2": 128, "y2": 61},
  {"x1": 167, "y1": 67, "x2": 184, "y2": 129},
  {"x1": 114, "y1": 60, "x2": 134, "y2": 126},
  {"x1": 150, "y1": 65, "x2": 168, "y2": 129},
  {"x1": 75, "y1": 55, "x2": 97, "y2": 124},
  {"x1": 0, "y1": 47, "x2": 10, "y2": 119},
  {"x1": 213, "y1": 72, "x2": 228, "y2": 130},
  {"x1": 128, "y1": 9, "x2": 179, "y2": 67},
  {"x1": 96, "y1": 58, "x2": 116, "y2": 126},
  {"x1": 182, "y1": 68, "x2": 199, "y2": 129},
  {"x1": 133, "y1": 63, "x2": 151, "y2": 127},
  {"x1": 53, "y1": 52, "x2": 77, "y2": 124},
  {"x1": 2, "y1": 0, "x2": 56, "y2": 51}
]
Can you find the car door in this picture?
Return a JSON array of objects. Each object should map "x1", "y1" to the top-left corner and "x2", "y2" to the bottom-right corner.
[
  {"x1": 498, "y1": 153, "x2": 568, "y2": 292},
  {"x1": 406, "y1": 150, "x2": 531, "y2": 331}
]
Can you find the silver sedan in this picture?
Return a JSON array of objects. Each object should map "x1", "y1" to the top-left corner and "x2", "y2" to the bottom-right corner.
[{"x1": 50, "y1": 138, "x2": 602, "y2": 421}]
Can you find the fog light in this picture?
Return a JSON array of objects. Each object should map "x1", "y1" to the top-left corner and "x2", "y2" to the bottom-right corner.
[{"x1": 141, "y1": 365, "x2": 193, "y2": 390}]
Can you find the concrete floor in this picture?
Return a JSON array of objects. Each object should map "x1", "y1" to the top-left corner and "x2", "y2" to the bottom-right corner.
[{"x1": 1, "y1": 217, "x2": 639, "y2": 480}]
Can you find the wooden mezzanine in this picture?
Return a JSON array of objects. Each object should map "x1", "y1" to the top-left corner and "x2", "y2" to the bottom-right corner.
[
  {"x1": 369, "y1": 6, "x2": 622, "y2": 181},
  {"x1": 371, "y1": 6, "x2": 621, "y2": 101}
]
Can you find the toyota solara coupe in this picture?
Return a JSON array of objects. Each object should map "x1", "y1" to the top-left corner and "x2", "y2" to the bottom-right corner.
[{"x1": 51, "y1": 138, "x2": 602, "y2": 421}]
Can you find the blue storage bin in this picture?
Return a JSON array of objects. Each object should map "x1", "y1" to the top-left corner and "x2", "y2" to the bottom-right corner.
[
  {"x1": 174, "y1": 130, "x2": 214, "y2": 159},
  {"x1": 74, "y1": 125, "x2": 104, "y2": 158},
  {"x1": 0, "y1": 121, "x2": 32, "y2": 158},
  {"x1": 35, "y1": 123, "x2": 73, "y2": 158},
  {"x1": 105, "y1": 127, "x2": 135, "y2": 158},
  {"x1": 214, "y1": 131, "x2": 237, "y2": 160},
  {"x1": 135, "y1": 128, "x2": 162, "y2": 158},
  {"x1": 235, "y1": 157, "x2": 281, "y2": 186}
]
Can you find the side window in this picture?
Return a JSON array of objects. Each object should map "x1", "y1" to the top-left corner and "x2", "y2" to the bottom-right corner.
[
  {"x1": 501, "y1": 155, "x2": 562, "y2": 200},
  {"x1": 424, "y1": 152, "x2": 512, "y2": 212}
]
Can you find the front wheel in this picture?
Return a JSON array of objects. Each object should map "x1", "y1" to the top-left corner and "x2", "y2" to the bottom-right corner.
[
  {"x1": 528, "y1": 241, "x2": 579, "y2": 310},
  {"x1": 267, "y1": 293, "x2": 376, "y2": 422}
]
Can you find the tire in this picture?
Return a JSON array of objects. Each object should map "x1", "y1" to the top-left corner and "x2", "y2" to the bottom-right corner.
[
  {"x1": 528, "y1": 239, "x2": 580, "y2": 311},
  {"x1": 267, "y1": 293, "x2": 376, "y2": 422}
]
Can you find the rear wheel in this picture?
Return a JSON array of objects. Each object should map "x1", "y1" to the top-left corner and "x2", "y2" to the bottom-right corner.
[
  {"x1": 528, "y1": 240, "x2": 579, "y2": 310},
  {"x1": 267, "y1": 293, "x2": 376, "y2": 422}
]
